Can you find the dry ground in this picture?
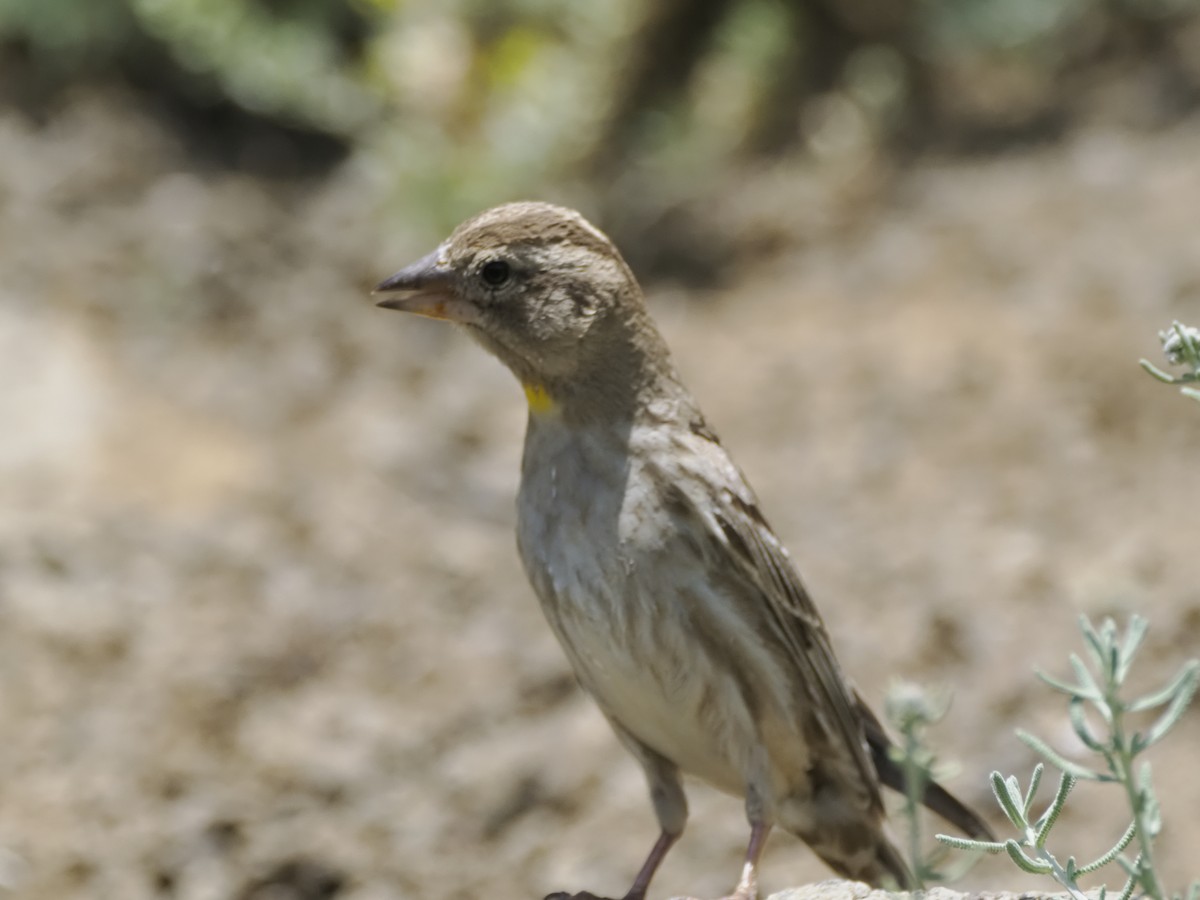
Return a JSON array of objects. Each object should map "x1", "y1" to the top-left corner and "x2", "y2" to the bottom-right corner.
[{"x1": 1, "y1": 90, "x2": 1197, "y2": 900}]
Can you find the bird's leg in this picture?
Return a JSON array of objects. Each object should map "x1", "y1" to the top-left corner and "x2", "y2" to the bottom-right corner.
[
  {"x1": 669, "y1": 819, "x2": 772, "y2": 900},
  {"x1": 616, "y1": 744, "x2": 688, "y2": 900},
  {"x1": 727, "y1": 820, "x2": 772, "y2": 900},
  {"x1": 719, "y1": 758, "x2": 774, "y2": 900},
  {"x1": 545, "y1": 733, "x2": 687, "y2": 900},
  {"x1": 542, "y1": 830, "x2": 679, "y2": 900},
  {"x1": 622, "y1": 829, "x2": 680, "y2": 900}
]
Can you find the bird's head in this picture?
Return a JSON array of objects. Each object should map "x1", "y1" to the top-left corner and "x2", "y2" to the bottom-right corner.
[{"x1": 375, "y1": 202, "x2": 673, "y2": 419}]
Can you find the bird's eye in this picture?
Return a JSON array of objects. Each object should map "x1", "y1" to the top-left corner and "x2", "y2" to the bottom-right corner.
[{"x1": 480, "y1": 260, "x2": 511, "y2": 287}]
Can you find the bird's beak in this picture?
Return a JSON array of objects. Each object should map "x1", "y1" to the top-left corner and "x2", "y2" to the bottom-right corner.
[{"x1": 373, "y1": 250, "x2": 468, "y2": 322}]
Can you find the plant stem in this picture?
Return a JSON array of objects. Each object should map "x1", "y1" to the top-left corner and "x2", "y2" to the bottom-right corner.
[
  {"x1": 1017, "y1": 830, "x2": 1090, "y2": 900},
  {"x1": 1108, "y1": 697, "x2": 1165, "y2": 900},
  {"x1": 902, "y1": 728, "x2": 925, "y2": 885}
]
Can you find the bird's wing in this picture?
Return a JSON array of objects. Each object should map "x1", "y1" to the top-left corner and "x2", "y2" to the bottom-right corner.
[{"x1": 672, "y1": 418, "x2": 884, "y2": 813}]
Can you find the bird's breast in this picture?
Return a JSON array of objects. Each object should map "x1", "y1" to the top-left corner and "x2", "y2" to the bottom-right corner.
[{"x1": 514, "y1": 420, "x2": 755, "y2": 791}]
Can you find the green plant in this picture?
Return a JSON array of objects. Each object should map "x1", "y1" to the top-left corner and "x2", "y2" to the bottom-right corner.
[
  {"x1": 886, "y1": 681, "x2": 948, "y2": 886},
  {"x1": 937, "y1": 615, "x2": 1199, "y2": 900},
  {"x1": 1141, "y1": 321, "x2": 1200, "y2": 403}
]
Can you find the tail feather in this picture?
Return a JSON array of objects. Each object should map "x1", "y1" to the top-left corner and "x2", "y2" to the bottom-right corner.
[{"x1": 857, "y1": 693, "x2": 995, "y2": 841}]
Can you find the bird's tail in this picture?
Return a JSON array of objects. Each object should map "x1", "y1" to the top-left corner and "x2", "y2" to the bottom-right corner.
[{"x1": 857, "y1": 693, "x2": 995, "y2": 841}]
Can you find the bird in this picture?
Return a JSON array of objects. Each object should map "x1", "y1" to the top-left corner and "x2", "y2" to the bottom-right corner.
[{"x1": 374, "y1": 201, "x2": 992, "y2": 900}]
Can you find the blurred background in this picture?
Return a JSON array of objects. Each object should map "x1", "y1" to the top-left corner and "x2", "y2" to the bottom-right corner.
[{"x1": 1, "y1": 1, "x2": 1199, "y2": 898}]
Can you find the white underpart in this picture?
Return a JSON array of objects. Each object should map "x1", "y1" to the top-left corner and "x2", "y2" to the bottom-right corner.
[{"x1": 517, "y1": 415, "x2": 771, "y2": 796}]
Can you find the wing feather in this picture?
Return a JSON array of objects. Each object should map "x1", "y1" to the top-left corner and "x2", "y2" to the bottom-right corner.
[{"x1": 671, "y1": 420, "x2": 884, "y2": 814}]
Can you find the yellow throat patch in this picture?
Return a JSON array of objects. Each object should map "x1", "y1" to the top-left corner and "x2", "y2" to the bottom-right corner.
[{"x1": 522, "y1": 382, "x2": 558, "y2": 415}]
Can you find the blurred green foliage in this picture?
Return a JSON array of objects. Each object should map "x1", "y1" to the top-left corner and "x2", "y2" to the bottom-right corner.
[
  {"x1": 1, "y1": 0, "x2": 375, "y2": 131},
  {"x1": 131, "y1": 0, "x2": 373, "y2": 132},
  {"x1": 2, "y1": 0, "x2": 1199, "y2": 250},
  {"x1": 1, "y1": 0, "x2": 136, "y2": 67}
]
